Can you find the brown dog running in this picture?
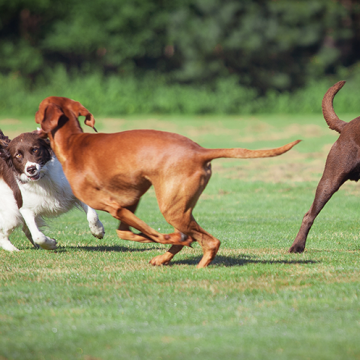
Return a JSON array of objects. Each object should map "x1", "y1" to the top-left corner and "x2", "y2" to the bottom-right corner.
[
  {"x1": 35, "y1": 96, "x2": 300, "y2": 267},
  {"x1": 290, "y1": 80, "x2": 358, "y2": 253}
]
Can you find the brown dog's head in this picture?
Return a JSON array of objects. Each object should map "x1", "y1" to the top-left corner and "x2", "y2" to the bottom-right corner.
[
  {"x1": 35, "y1": 96, "x2": 97, "y2": 136},
  {"x1": 5, "y1": 132, "x2": 52, "y2": 183}
]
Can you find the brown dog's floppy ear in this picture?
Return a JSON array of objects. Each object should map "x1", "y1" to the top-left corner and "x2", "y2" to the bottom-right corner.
[
  {"x1": 36, "y1": 103, "x2": 64, "y2": 134},
  {"x1": 84, "y1": 114, "x2": 98, "y2": 132}
]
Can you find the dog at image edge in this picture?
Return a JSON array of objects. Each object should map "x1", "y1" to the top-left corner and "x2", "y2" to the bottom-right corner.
[
  {"x1": 0, "y1": 131, "x2": 105, "y2": 251},
  {"x1": 35, "y1": 96, "x2": 300, "y2": 268},
  {"x1": 289, "y1": 80, "x2": 360, "y2": 253}
]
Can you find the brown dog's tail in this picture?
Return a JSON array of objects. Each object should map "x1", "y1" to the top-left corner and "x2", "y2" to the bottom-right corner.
[
  {"x1": 322, "y1": 80, "x2": 348, "y2": 134},
  {"x1": 202, "y1": 139, "x2": 301, "y2": 161}
]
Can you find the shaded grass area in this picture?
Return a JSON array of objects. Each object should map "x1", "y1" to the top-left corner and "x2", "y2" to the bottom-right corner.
[{"x1": 1, "y1": 115, "x2": 360, "y2": 359}]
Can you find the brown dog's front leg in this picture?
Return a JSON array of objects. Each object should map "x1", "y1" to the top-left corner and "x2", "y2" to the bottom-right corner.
[
  {"x1": 117, "y1": 207, "x2": 156, "y2": 243},
  {"x1": 149, "y1": 245, "x2": 184, "y2": 266},
  {"x1": 111, "y1": 207, "x2": 193, "y2": 247},
  {"x1": 116, "y1": 229, "x2": 156, "y2": 243}
]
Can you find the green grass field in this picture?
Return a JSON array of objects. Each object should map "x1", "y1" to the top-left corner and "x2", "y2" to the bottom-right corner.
[{"x1": 1, "y1": 114, "x2": 360, "y2": 360}]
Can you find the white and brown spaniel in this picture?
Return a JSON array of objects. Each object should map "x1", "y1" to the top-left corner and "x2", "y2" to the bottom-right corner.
[{"x1": 0, "y1": 131, "x2": 105, "y2": 251}]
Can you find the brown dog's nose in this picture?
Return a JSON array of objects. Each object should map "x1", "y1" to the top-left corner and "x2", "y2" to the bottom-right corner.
[{"x1": 27, "y1": 165, "x2": 37, "y2": 175}]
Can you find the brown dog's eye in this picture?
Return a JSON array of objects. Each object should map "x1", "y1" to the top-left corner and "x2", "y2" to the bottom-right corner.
[
  {"x1": 32, "y1": 148, "x2": 39, "y2": 154},
  {"x1": 15, "y1": 153, "x2": 23, "y2": 160}
]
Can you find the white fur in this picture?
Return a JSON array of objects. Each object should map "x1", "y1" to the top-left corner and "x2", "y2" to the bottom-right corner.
[
  {"x1": 23, "y1": 160, "x2": 41, "y2": 179},
  {"x1": 0, "y1": 156, "x2": 105, "y2": 251},
  {"x1": 0, "y1": 180, "x2": 23, "y2": 251}
]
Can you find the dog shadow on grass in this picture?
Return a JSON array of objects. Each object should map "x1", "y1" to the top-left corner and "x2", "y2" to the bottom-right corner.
[
  {"x1": 44, "y1": 244, "x2": 319, "y2": 267},
  {"x1": 171, "y1": 254, "x2": 319, "y2": 267},
  {"x1": 48, "y1": 245, "x2": 156, "y2": 253}
]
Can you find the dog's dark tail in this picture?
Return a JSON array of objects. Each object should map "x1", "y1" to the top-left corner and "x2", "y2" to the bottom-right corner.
[
  {"x1": 322, "y1": 81, "x2": 348, "y2": 134},
  {"x1": 201, "y1": 139, "x2": 301, "y2": 161}
]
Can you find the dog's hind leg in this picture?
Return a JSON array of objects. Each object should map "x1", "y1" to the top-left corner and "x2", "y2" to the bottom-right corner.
[
  {"x1": 151, "y1": 166, "x2": 219, "y2": 268},
  {"x1": 192, "y1": 228, "x2": 220, "y2": 268},
  {"x1": 149, "y1": 227, "x2": 189, "y2": 265},
  {"x1": 154, "y1": 210, "x2": 220, "y2": 268},
  {"x1": 289, "y1": 144, "x2": 350, "y2": 253},
  {"x1": 149, "y1": 218, "x2": 217, "y2": 268},
  {"x1": 191, "y1": 226, "x2": 220, "y2": 268}
]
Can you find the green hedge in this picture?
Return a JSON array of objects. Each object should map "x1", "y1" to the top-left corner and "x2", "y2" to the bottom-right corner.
[{"x1": 1, "y1": 65, "x2": 360, "y2": 117}]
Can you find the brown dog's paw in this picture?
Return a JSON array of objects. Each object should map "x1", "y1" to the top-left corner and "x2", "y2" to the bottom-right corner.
[
  {"x1": 149, "y1": 254, "x2": 171, "y2": 266},
  {"x1": 289, "y1": 244, "x2": 305, "y2": 253}
]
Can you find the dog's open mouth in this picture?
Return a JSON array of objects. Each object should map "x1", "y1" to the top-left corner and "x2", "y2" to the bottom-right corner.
[{"x1": 27, "y1": 173, "x2": 41, "y2": 181}]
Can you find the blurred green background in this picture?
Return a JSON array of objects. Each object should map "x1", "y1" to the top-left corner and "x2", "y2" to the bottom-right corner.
[{"x1": 1, "y1": 0, "x2": 360, "y2": 116}]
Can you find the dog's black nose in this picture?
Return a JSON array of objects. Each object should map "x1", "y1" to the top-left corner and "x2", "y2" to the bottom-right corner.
[{"x1": 27, "y1": 165, "x2": 37, "y2": 175}]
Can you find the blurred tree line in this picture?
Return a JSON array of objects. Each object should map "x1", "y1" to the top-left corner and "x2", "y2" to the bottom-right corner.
[{"x1": 1, "y1": 0, "x2": 360, "y2": 115}]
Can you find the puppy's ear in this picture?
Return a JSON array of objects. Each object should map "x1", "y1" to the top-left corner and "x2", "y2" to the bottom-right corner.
[{"x1": 37, "y1": 103, "x2": 64, "y2": 134}]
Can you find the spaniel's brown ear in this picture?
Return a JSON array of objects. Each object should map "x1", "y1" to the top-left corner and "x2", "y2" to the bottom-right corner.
[{"x1": 37, "y1": 103, "x2": 64, "y2": 134}]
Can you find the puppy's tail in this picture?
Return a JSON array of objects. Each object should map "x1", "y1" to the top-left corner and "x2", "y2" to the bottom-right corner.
[
  {"x1": 202, "y1": 139, "x2": 301, "y2": 161},
  {"x1": 322, "y1": 80, "x2": 348, "y2": 134}
]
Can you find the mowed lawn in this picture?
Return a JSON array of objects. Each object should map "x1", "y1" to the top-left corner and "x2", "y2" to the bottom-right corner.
[{"x1": 1, "y1": 114, "x2": 360, "y2": 360}]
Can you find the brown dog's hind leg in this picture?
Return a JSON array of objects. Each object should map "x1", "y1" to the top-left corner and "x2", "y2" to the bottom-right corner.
[
  {"x1": 152, "y1": 167, "x2": 219, "y2": 268},
  {"x1": 159, "y1": 212, "x2": 220, "y2": 268},
  {"x1": 289, "y1": 147, "x2": 349, "y2": 253},
  {"x1": 188, "y1": 221, "x2": 221, "y2": 268}
]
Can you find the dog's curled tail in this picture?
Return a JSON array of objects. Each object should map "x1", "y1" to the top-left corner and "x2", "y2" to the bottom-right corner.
[
  {"x1": 322, "y1": 80, "x2": 348, "y2": 134},
  {"x1": 202, "y1": 139, "x2": 301, "y2": 161}
]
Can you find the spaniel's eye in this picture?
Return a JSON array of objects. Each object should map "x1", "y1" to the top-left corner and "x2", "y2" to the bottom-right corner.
[
  {"x1": 32, "y1": 148, "x2": 39, "y2": 154},
  {"x1": 15, "y1": 153, "x2": 23, "y2": 159}
]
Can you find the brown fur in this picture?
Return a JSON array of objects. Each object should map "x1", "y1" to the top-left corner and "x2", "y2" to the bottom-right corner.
[
  {"x1": 290, "y1": 81, "x2": 360, "y2": 253},
  {"x1": 0, "y1": 130, "x2": 22, "y2": 208},
  {"x1": 36, "y1": 96, "x2": 300, "y2": 267}
]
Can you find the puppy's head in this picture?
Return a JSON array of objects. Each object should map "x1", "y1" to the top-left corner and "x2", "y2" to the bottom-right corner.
[{"x1": 7, "y1": 132, "x2": 52, "y2": 182}]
